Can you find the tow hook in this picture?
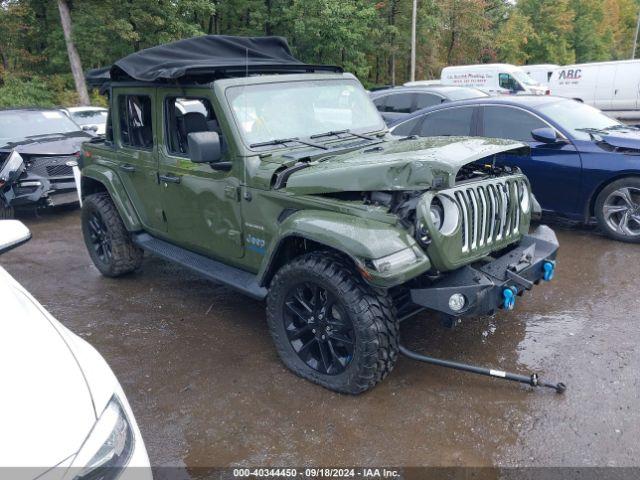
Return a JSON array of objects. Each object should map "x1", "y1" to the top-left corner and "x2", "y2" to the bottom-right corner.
[
  {"x1": 502, "y1": 286, "x2": 517, "y2": 310},
  {"x1": 399, "y1": 344, "x2": 567, "y2": 394},
  {"x1": 543, "y1": 261, "x2": 556, "y2": 281}
]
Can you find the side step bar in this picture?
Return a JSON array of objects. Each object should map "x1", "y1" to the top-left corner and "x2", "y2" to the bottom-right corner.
[{"x1": 132, "y1": 233, "x2": 268, "y2": 300}]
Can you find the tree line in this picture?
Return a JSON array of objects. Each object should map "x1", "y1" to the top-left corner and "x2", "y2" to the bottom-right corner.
[{"x1": 1, "y1": 0, "x2": 639, "y2": 107}]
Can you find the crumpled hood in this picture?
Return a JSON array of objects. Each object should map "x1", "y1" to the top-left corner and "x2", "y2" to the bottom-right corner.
[
  {"x1": 284, "y1": 136, "x2": 526, "y2": 194},
  {"x1": 1, "y1": 133, "x2": 91, "y2": 156}
]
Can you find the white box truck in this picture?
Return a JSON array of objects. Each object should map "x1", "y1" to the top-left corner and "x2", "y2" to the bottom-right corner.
[
  {"x1": 548, "y1": 60, "x2": 640, "y2": 116},
  {"x1": 523, "y1": 64, "x2": 559, "y2": 85},
  {"x1": 440, "y1": 63, "x2": 548, "y2": 96}
]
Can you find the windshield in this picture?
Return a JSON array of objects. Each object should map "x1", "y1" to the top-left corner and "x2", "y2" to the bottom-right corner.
[
  {"x1": 447, "y1": 88, "x2": 489, "y2": 100},
  {"x1": 71, "y1": 110, "x2": 107, "y2": 126},
  {"x1": 0, "y1": 110, "x2": 81, "y2": 145},
  {"x1": 512, "y1": 70, "x2": 539, "y2": 86},
  {"x1": 226, "y1": 79, "x2": 385, "y2": 147},
  {"x1": 537, "y1": 100, "x2": 624, "y2": 140}
]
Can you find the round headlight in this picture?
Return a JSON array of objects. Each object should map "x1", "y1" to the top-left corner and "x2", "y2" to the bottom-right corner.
[
  {"x1": 432, "y1": 194, "x2": 460, "y2": 236},
  {"x1": 430, "y1": 203, "x2": 443, "y2": 230},
  {"x1": 520, "y1": 182, "x2": 531, "y2": 214}
]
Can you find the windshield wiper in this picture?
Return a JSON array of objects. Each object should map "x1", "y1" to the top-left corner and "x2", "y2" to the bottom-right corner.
[
  {"x1": 310, "y1": 129, "x2": 376, "y2": 141},
  {"x1": 249, "y1": 137, "x2": 327, "y2": 150},
  {"x1": 603, "y1": 124, "x2": 637, "y2": 131}
]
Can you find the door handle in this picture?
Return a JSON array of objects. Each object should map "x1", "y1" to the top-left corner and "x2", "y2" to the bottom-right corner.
[
  {"x1": 119, "y1": 163, "x2": 135, "y2": 173},
  {"x1": 159, "y1": 174, "x2": 181, "y2": 184}
]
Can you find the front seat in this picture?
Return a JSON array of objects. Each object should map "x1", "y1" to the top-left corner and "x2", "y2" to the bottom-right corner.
[{"x1": 180, "y1": 112, "x2": 209, "y2": 136}]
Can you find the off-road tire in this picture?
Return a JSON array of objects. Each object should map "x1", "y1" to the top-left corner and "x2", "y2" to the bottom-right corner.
[
  {"x1": 595, "y1": 177, "x2": 640, "y2": 243},
  {"x1": 266, "y1": 251, "x2": 399, "y2": 394},
  {"x1": 81, "y1": 192, "x2": 143, "y2": 276},
  {"x1": 0, "y1": 204, "x2": 14, "y2": 219}
]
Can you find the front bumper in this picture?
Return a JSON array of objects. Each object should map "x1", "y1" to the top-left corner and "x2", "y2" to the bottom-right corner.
[
  {"x1": 7, "y1": 173, "x2": 78, "y2": 208},
  {"x1": 409, "y1": 225, "x2": 559, "y2": 317}
]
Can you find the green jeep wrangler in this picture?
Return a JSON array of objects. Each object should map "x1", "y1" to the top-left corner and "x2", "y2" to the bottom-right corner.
[{"x1": 80, "y1": 36, "x2": 559, "y2": 394}]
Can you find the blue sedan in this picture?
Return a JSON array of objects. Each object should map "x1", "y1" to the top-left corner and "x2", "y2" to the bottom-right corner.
[{"x1": 390, "y1": 96, "x2": 640, "y2": 243}]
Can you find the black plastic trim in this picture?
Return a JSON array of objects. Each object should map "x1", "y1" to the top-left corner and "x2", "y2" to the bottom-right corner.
[{"x1": 133, "y1": 233, "x2": 267, "y2": 300}]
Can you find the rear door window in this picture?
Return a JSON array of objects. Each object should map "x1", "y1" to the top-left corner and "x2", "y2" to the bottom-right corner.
[
  {"x1": 415, "y1": 93, "x2": 442, "y2": 110},
  {"x1": 417, "y1": 107, "x2": 475, "y2": 136},
  {"x1": 481, "y1": 106, "x2": 547, "y2": 142},
  {"x1": 118, "y1": 95, "x2": 153, "y2": 149},
  {"x1": 384, "y1": 93, "x2": 413, "y2": 113}
]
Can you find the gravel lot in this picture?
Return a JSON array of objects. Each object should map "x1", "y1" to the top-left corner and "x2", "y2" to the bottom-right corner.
[{"x1": 2, "y1": 207, "x2": 639, "y2": 475}]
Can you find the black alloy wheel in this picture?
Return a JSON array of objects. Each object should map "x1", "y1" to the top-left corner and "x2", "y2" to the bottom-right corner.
[
  {"x1": 87, "y1": 211, "x2": 113, "y2": 264},
  {"x1": 283, "y1": 281, "x2": 355, "y2": 375},
  {"x1": 266, "y1": 251, "x2": 399, "y2": 394},
  {"x1": 81, "y1": 193, "x2": 143, "y2": 277}
]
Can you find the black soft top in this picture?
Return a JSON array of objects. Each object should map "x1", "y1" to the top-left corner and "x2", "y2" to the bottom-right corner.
[{"x1": 86, "y1": 35, "x2": 341, "y2": 88}]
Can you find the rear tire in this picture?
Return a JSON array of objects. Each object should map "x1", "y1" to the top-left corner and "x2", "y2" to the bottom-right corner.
[
  {"x1": 81, "y1": 192, "x2": 143, "y2": 276},
  {"x1": 266, "y1": 251, "x2": 398, "y2": 394},
  {"x1": 0, "y1": 204, "x2": 14, "y2": 219},
  {"x1": 595, "y1": 177, "x2": 640, "y2": 243}
]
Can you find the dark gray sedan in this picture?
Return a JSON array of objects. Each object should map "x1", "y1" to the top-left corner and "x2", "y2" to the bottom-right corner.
[{"x1": 369, "y1": 85, "x2": 488, "y2": 124}]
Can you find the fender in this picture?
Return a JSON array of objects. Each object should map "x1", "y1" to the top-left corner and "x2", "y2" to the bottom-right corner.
[
  {"x1": 257, "y1": 209, "x2": 431, "y2": 288},
  {"x1": 81, "y1": 164, "x2": 142, "y2": 231}
]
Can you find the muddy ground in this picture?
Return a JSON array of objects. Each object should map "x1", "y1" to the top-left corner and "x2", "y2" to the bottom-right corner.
[{"x1": 2, "y1": 208, "x2": 639, "y2": 474}]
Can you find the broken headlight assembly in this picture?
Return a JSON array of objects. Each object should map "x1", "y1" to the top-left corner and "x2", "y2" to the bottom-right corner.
[
  {"x1": 415, "y1": 194, "x2": 460, "y2": 246},
  {"x1": 0, "y1": 151, "x2": 25, "y2": 188},
  {"x1": 71, "y1": 395, "x2": 134, "y2": 479}
]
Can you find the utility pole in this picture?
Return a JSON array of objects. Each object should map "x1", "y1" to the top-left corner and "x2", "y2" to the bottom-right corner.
[
  {"x1": 633, "y1": 7, "x2": 640, "y2": 59},
  {"x1": 410, "y1": 0, "x2": 417, "y2": 82}
]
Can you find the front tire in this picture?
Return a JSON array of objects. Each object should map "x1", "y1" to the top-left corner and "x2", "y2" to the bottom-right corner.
[
  {"x1": 81, "y1": 192, "x2": 143, "y2": 276},
  {"x1": 595, "y1": 178, "x2": 640, "y2": 243},
  {"x1": 266, "y1": 252, "x2": 399, "y2": 394}
]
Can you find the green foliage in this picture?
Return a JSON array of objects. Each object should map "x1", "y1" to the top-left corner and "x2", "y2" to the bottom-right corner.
[
  {"x1": 571, "y1": 0, "x2": 609, "y2": 62},
  {"x1": 288, "y1": 0, "x2": 377, "y2": 77},
  {"x1": 497, "y1": 11, "x2": 534, "y2": 65},
  {"x1": 1, "y1": 0, "x2": 640, "y2": 103},
  {"x1": 517, "y1": 0, "x2": 576, "y2": 64},
  {"x1": 0, "y1": 75, "x2": 55, "y2": 108}
]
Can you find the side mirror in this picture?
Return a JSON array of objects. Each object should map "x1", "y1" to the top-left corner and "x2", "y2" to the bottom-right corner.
[
  {"x1": 187, "y1": 131, "x2": 222, "y2": 163},
  {"x1": 531, "y1": 127, "x2": 559, "y2": 144},
  {"x1": 0, "y1": 220, "x2": 31, "y2": 255},
  {"x1": 82, "y1": 125, "x2": 98, "y2": 132}
]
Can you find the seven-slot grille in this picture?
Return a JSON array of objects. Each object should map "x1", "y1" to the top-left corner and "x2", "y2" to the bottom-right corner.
[
  {"x1": 27, "y1": 156, "x2": 75, "y2": 178},
  {"x1": 451, "y1": 178, "x2": 525, "y2": 253}
]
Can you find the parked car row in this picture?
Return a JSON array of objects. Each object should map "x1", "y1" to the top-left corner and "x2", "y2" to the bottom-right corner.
[
  {"x1": 388, "y1": 94, "x2": 640, "y2": 243},
  {"x1": 416, "y1": 60, "x2": 640, "y2": 115},
  {"x1": 369, "y1": 85, "x2": 488, "y2": 124}
]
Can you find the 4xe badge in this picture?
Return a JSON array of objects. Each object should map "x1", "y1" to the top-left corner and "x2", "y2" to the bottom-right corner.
[{"x1": 246, "y1": 234, "x2": 266, "y2": 254}]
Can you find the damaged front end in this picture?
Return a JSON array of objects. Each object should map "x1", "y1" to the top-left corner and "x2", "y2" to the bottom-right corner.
[
  {"x1": 0, "y1": 150, "x2": 26, "y2": 212},
  {"x1": 276, "y1": 137, "x2": 557, "y2": 319},
  {"x1": 0, "y1": 150, "x2": 80, "y2": 210}
]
